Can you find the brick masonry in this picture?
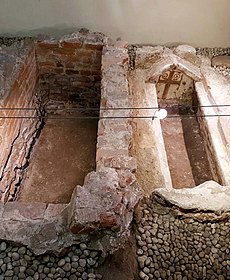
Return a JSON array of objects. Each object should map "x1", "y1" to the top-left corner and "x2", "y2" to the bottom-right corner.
[
  {"x1": 35, "y1": 31, "x2": 105, "y2": 114},
  {"x1": 0, "y1": 32, "x2": 142, "y2": 256},
  {"x1": 0, "y1": 40, "x2": 42, "y2": 202}
]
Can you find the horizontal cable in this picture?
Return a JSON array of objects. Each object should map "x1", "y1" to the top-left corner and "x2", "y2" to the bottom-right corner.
[
  {"x1": 0, "y1": 104, "x2": 230, "y2": 111},
  {"x1": 0, "y1": 115, "x2": 230, "y2": 120}
]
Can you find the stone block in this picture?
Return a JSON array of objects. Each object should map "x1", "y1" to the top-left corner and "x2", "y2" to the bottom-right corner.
[
  {"x1": 174, "y1": 45, "x2": 196, "y2": 58},
  {"x1": 44, "y1": 204, "x2": 68, "y2": 220},
  {"x1": 103, "y1": 155, "x2": 137, "y2": 172},
  {"x1": 3, "y1": 202, "x2": 46, "y2": 221},
  {"x1": 135, "y1": 46, "x2": 164, "y2": 69},
  {"x1": 155, "y1": 181, "x2": 230, "y2": 212},
  {"x1": 0, "y1": 202, "x2": 4, "y2": 218},
  {"x1": 212, "y1": 55, "x2": 230, "y2": 67},
  {"x1": 68, "y1": 167, "x2": 141, "y2": 234}
]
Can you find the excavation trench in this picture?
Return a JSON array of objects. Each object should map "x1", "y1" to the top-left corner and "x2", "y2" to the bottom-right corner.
[
  {"x1": 160, "y1": 105, "x2": 214, "y2": 189},
  {"x1": 0, "y1": 37, "x2": 102, "y2": 203},
  {"x1": 18, "y1": 111, "x2": 98, "y2": 204}
]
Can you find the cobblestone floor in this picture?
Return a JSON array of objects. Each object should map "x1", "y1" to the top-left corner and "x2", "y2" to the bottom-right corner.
[{"x1": 135, "y1": 195, "x2": 230, "y2": 280}]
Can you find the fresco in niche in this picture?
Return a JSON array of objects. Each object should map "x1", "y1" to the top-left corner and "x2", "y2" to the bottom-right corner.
[{"x1": 155, "y1": 68, "x2": 195, "y2": 105}]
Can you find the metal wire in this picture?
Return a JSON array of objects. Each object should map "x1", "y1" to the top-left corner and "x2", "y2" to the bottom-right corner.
[
  {"x1": 0, "y1": 104, "x2": 229, "y2": 119},
  {"x1": 0, "y1": 104, "x2": 230, "y2": 111},
  {"x1": 0, "y1": 114, "x2": 229, "y2": 120}
]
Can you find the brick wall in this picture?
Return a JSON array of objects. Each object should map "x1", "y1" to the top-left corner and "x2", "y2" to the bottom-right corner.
[
  {"x1": 35, "y1": 32, "x2": 104, "y2": 115},
  {"x1": 0, "y1": 40, "x2": 41, "y2": 202}
]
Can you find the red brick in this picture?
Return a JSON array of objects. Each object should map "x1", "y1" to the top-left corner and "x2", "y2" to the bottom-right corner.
[
  {"x1": 65, "y1": 61, "x2": 76, "y2": 69},
  {"x1": 60, "y1": 41, "x2": 82, "y2": 49},
  {"x1": 36, "y1": 47, "x2": 53, "y2": 57},
  {"x1": 92, "y1": 75, "x2": 101, "y2": 82},
  {"x1": 99, "y1": 212, "x2": 120, "y2": 229},
  {"x1": 36, "y1": 41, "x2": 59, "y2": 48},
  {"x1": 84, "y1": 43, "x2": 103, "y2": 51},
  {"x1": 52, "y1": 47, "x2": 76, "y2": 55},
  {"x1": 76, "y1": 49, "x2": 93, "y2": 57},
  {"x1": 39, "y1": 61, "x2": 56, "y2": 68},
  {"x1": 91, "y1": 70, "x2": 101, "y2": 76},
  {"x1": 65, "y1": 69, "x2": 79, "y2": 75},
  {"x1": 81, "y1": 56, "x2": 93, "y2": 64},
  {"x1": 79, "y1": 70, "x2": 91, "y2": 76}
]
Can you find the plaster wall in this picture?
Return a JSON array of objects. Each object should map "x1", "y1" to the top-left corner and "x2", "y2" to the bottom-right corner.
[{"x1": 0, "y1": 0, "x2": 230, "y2": 47}]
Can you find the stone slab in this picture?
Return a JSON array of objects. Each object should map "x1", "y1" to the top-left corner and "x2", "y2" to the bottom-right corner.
[
  {"x1": 155, "y1": 181, "x2": 230, "y2": 212},
  {"x1": 3, "y1": 202, "x2": 47, "y2": 221},
  {"x1": 212, "y1": 55, "x2": 230, "y2": 67},
  {"x1": 44, "y1": 204, "x2": 68, "y2": 220}
]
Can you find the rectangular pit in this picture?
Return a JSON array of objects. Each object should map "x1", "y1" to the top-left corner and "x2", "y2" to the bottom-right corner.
[
  {"x1": 129, "y1": 55, "x2": 227, "y2": 193},
  {"x1": 160, "y1": 106, "x2": 214, "y2": 188},
  {"x1": 0, "y1": 33, "x2": 104, "y2": 203}
]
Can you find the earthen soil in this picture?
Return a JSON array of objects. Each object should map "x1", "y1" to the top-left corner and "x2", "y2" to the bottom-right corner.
[
  {"x1": 97, "y1": 231, "x2": 139, "y2": 280},
  {"x1": 18, "y1": 116, "x2": 98, "y2": 203}
]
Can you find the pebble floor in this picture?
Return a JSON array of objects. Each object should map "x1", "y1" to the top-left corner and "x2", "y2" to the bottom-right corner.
[
  {"x1": 135, "y1": 195, "x2": 230, "y2": 280},
  {"x1": 0, "y1": 241, "x2": 102, "y2": 280}
]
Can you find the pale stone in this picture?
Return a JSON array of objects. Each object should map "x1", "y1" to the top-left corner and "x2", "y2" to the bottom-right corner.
[
  {"x1": 174, "y1": 45, "x2": 196, "y2": 56},
  {"x1": 174, "y1": 45, "x2": 201, "y2": 66},
  {"x1": 155, "y1": 181, "x2": 230, "y2": 211},
  {"x1": 212, "y1": 55, "x2": 230, "y2": 67}
]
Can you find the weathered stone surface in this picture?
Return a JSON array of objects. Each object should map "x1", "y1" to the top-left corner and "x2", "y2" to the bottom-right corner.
[
  {"x1": 135, "y1": 46, "x2": 164, "y2": 69},
  {"x1": 144, "y1": 52, "x2": 201, "y2": 82},
  {"x1": 155, "y1": 181, "x2": 230, "y2": 211},
  {"x1": 103, "y1": 155, "x2": 137, "y2": 172},
  {"x1": 44, "y1": 204, "x2": 67, "y2": 220},
  {"x1": 68, "y1": 167, "x2": 141, "y2": 233},
  {"x1": 174, "y1": 45, "x2": 201, "y2": 65},
  {"x1": 212, "y1": 55, "x2": 230, "y2": 67},
  {"x1": 0, "y1": 204, "x2": 75, "y2": 255},
  {"x1": 3, "y1": 202, "x2": 46, "y2": 221}
]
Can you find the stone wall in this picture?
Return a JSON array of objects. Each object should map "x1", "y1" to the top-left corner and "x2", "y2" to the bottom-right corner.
[
  {"x1": 35, "y1": 31, "x2": 104, "y2": 114},
  {"x1": 0, "y1": 40, "x2": 42, "y2": 202},
  {"x1": 68, "y1": 41, "x2": 142, "y2": 252},
  {"x1": 196, "y1": 111, "x2": 222, "y2": 184},
  {"x1": 129, "y1": 71, "x2": 173, "y2": 195},
  {"x1": 0, "y1": 33, "x2": 142, "y2": 258},
  {"x1": 195, "y1": 80, "x2": 230, "y2": 186}
]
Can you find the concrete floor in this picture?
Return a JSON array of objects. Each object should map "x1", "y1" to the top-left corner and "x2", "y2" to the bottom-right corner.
[
  {"x1": 19, "y1": 115, "x2": 98, "y2": 203},
  {"x1": 161, "y1": 113, "x2": 214, "y2": 189}
]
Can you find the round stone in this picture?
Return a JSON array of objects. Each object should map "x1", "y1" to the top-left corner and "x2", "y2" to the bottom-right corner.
[
  {"x1": 82, "y1": 272, "x2": 88, "y2": 280},
  {"x1": 0, "y1": 242, "x2": 7, "y2": 252},
  {"x1": 90, "y1": 251, "x2": 98, "y2": 258},
  {"x1": 12, "y1": 252, "x2": 20, "y2": 261},
  {"x1": 80, "y1": 243, "x2": 87, "y2": 250},
  {"x1": 63, "y1": 263, "x2": 71, "y2": 272},
  {"x1": 58, "y1": 259, "x2": 65, "y2": 267},
  {"x1": 79, "y1": 258, "x2": 87, "y2": 267},
  {"x1": 18, "y1": 247, "x2": 27, "y2": 255}
]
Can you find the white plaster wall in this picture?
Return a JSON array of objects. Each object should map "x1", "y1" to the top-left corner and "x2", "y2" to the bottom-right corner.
[{"x1": 0, "y1": 0, "x2": 230, "y2": 47}]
